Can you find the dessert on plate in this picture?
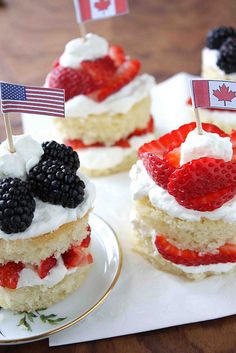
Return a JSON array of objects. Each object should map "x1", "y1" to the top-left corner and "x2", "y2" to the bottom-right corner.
[
  {"x1": 130, "y1": 122, "x2": 236, "y2": 279},
  {"x1": 188, "y1": 26, "x2": 236, "y2": 132},
  {"x1": 0, "y1": 135, "x2": 95, "y2": 312},
  {"x1": 33, "y1": 33, "x2": 155, "y2": 176}
]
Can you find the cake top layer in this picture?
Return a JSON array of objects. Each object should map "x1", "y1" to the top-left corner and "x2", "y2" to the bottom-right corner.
[
  {"x1": 138, "y1": 122, "x2": 236, "y2": 212},
  {"x1": 0, "y1": 135, "x2": 95, "y2": 238},
  {"x1": 46, "y1": 32, "x2": 141, "y2": 103},
  {"x1": 204, "y1": 26, "x2": 236, "y2": 74}
]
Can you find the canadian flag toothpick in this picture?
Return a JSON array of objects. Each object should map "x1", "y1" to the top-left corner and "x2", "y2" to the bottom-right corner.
[
  {"x1": 190, "y1": 79, "x2": 236, "y2": 135},
  {"x1": 73, "y1": 0, "x2": 129, "y2": 23}
]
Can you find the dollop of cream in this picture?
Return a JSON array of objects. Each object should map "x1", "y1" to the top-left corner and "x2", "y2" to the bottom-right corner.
[
  {"x1": 59, "y1": 33, "x2": 109, "y2": 69},
  {"x1": 180, "y1": 129, "x2": 233, "y2": 165},
  {"x1": 130, "y1": 160, "x2": 236, "y2": 223},
  {"x1": 64, "y1": 74, "x2": 155, "y2": 118},
  {"x1": 0, "y1": 135, "x2": 43, "y2": 180}
]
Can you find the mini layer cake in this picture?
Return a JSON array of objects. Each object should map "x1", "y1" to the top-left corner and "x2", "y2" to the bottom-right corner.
[
  {"x1": 188, "y1": 26, "x2": 236, "y2": 132},
  {"x1": 130, "y1": 122, "x2": 236, "y2": 280},
  {"x1": 44, "y1": 33, "x2": 155, "y2": 176},
  {"x1": 0, "y1": 136, "x2": 95, "y2": 312}
]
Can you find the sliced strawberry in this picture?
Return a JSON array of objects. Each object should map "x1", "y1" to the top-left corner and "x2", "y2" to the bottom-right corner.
[
  {"x1": 129, "y1": 117, "x2": 154, "y2": 138},
  {"x1": 96, "y1": 59, "x2": 141, "y2": 102},
  {"x1": 80, "y1": 235, "x2": 91, "y2": 248},
  {"x1": 138, "y1": 122, "x2": 228, "y2": 158},
  {"x1": 108, "y1": 45, "x2": 126, "y2": 66},
  {"x1": 0, "y1": 262, "x2": 24, "y2": 289},
  {"x1": 141, "y1": 152, "x2": 175, "y2": 189},
  {"x1": 114, "y1": 139, "x2": 131, "y2": 148},
  {"x1": 155, "y1": 235, "x2": 236, "y2": 266},
  {"x1": 36, "y1": 256, "x2": 57, "y2": 279},
  {"x1": 163, "y1": 147, "x2": 181, "y2": 168},
  {"x1": 62, "y1": 245, "x2": 93, "y2": 268},
  {"x1": 168, "y1": 157, "x2": 236, "y2": 211},
  {"x1": 81, "y1": 56, "x2": 116, "y2": 86},
  {"x1": 47, "y1": 66, "x2": 98, "y2": 101},
  {"x1": 53, "y1": 58, "x2": 60, "y2": 68},
  {"x1": 80, "y1": 225, "x2": 92, "y2": 248},
  {"x1": 230, "y1": 130, "x2": 236, "y2": 163}
]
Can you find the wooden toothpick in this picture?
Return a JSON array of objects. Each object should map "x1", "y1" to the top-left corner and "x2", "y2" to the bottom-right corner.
[
  {"x1": 3, "y1": 113, "x2": 15, "y2": 153},
  {"x1": 194, "y1": 108, "x2": 203, "y2": 135},
  {"x1": 79, "y1": 22, "x2": 87, "y2": 40}
]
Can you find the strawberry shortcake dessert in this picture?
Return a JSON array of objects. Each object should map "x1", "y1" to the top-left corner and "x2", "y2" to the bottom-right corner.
[
  {"x1": 188, "y1": 26, "x2": 236, "y2": 132},
  {"x1": 43, "y1": 33, "x2": 155, "y2": 176},
  {"x1": 0, "y1": 135, "x2": 95, "y2": 312},
  {"x1": 130, "y1": 122, "x2": 236, "y2": 279}
]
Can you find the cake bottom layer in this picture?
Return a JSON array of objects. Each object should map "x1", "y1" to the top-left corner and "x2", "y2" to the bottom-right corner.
[
  {"x1": 133, "y1": 231, "x2": 236, "y2": 280},
  {"x1": 0, "y1": 264, "x2": 91, "y2": 312},
  {"x1": 81, "y1": 149, "x2": 138, "y2": 177},
  {"x1": 53, "y1": 96, "x2": 151, "y2": 145}
]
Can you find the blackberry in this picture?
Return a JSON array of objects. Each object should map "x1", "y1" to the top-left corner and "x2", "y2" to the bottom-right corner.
[
  {"x1": 28, "y1": 160, "x2": 85, "y2": 208},
  {"x1": 206, "y1": 26, "x2": 236, "y2": 49},
  {"x1": 0, "y1": 178, "x2": 35, "y2": 234},
  {"x1": 42, "y1": 141, "x2": 80, "y2": 172},
  {"x1": 217, "y1": 37, "x2": 236, "y2": 74}
]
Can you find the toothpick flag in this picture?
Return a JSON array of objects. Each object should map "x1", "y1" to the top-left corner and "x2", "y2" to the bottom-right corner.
[
  {"x1": 73, "y1": 0, "x2": 129, "y2": 23},
  {"x1": 0, "y1": 82, "x2": 65, "y2": 117},
  {"x1": 191, "y1": 79, "x2": 236, "y2": 110}
]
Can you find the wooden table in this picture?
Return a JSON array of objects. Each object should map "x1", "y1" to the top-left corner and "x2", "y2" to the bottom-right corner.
[{"x1": 0, "y1": 0, "x2": 236, "y2": 351}]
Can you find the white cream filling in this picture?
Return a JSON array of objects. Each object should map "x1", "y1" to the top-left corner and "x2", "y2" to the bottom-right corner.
[
  {"x1": 17, "y1": 256, "x2": 77, "y2": 289},
  {"x1": 78, "y1": 133, "x2": 155, "y2": 170},
  {"x1": 0, "y1": 135, "x2": 95, "y2": 240},
  {"x1": 202, "y1": 47, "x2": 236, "y2": 79},
  {"x1": 62, "y1": 74, "x2": 155, "y2": 118},
  {"x1": 130, "y1": 160, "x2": 236, "y2": 223}
]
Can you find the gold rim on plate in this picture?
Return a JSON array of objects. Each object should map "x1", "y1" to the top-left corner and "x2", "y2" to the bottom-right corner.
[{"x1": 0, "y1": 213, "x2": 123, "y2": 344}]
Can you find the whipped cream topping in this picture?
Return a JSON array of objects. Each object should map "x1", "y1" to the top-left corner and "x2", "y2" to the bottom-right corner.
[
  {"x1": 78, "y1": 133, "x2": 155, "y2": 170},
  {"x1": 64, "y1": 74, "x2": 155, "y2": 118},
  {"x1": 202, "y1": 48, "x2": 236, "y2": 79},
  {"x1": 180, "y1": 129, "x2": 233, "y2": 165},
  {"x1": 0, "y1": 135, "x2": 95, "y2": 240},
  {"x1": 17, "y1": 256, "x2": 77, "y2": 288},
  {"x1": 130, "y1": 160, "x2": 236, "y2": 223},
  {"x1": 0, "y1": 135, "x2": 43, "y2": 180},
  {"x1": 59, "y1": 33, "x2": 109, "y2": 69}
]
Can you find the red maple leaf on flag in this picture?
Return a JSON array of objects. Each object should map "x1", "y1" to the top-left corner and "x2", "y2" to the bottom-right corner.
[
  {"x1": 94, "y1": 0, "x2": 111, "y2": 11},
  {"x1": 213, "y1": 83, "x2": 236, "y2": 106}
]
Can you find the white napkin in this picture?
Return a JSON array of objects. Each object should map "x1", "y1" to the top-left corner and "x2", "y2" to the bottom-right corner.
[{"x1": 24, "y1": 73, "x2": 236, "y2": 346}]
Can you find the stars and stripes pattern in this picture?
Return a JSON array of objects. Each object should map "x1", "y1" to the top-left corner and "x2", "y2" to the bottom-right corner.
[
  {"x1": 73, "y1": 0, "x2": 128, "y2": 23},
  {"x1": 0, "y1": 82, "x2": 65, "y2": 117}
]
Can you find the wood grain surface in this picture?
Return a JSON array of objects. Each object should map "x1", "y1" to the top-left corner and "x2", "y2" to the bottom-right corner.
[{"x1": 0, "y1": 0, "x2": 236, "y2": 352}]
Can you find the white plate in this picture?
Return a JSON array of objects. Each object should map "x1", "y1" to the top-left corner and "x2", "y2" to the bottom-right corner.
[{"x1": 0, "y1": 213, "x2": 122, "y2": 344}]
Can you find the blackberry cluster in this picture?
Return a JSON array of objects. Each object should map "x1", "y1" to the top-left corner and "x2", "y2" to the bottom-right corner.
[
  {"x1": 28, "y1": 160, "x2": 85, "y2": 208},
  {"x1": 217, "y1": 37, "x2": 236, "y2": 74},
  {"x1": 42, "y1": 141, "x2": 80, "y2": 172},
  {"x1": 0, "y1": 178, "x2": 35, "y2": 234},
  {"x1": 206, "y1": 26, "x2": 236, "y2": 49}
]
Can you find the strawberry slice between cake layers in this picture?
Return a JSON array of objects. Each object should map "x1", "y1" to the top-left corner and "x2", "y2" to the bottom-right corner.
[
  {"x1": 0, "y1": 227, "x2": 93, "y2": 289},
  {"x1": 155, "y1": 235, "x2": 236, "y2": 267},
  {"x1": 139, "y1": 122, "x2": 236, "y2": 212}
]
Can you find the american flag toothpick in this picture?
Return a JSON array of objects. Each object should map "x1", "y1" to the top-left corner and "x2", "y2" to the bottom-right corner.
[{"x1": 0, "y1": 82, "x2": 65, "y2": 153}]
